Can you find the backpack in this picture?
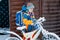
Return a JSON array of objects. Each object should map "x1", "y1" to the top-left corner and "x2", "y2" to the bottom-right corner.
[{"x1": 16, "y1": 10, "x2": 23, "y2": 27}]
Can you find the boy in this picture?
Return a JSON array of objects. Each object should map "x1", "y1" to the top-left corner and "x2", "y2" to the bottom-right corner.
[{"x1": 16, "y1": 3, "x2": 38, "y2": 32}]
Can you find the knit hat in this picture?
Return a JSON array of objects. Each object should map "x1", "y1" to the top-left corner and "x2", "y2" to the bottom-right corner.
[
  {"x1": 27, "y1": 3, "x2": 35, "y2": 10},
  {"x1": 22, "y1": 5, "x2": 27, "y2": 11}
]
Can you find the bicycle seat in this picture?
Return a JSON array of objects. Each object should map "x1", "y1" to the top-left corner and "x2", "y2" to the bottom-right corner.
[{"x1": 16, "y1": 26, "x2": 26, "y2": 30}]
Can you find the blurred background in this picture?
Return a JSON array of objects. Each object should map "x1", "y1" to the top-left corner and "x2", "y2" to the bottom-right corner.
[
  {"x1": 0, "y1": 0, "x2": 60, "y2": 40},
  {"x1": 0, "y1": 0, "x2": 10, "y2": 40},
  {"x1": 0, "y1": 0, "x2": 9, "y2": 28}
]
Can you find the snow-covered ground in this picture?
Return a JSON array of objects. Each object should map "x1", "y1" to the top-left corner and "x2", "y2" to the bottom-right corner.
[
  {"x1": 0, "y1": 35, "x2": 10, "y2": 40},
  {"x1": 0, "y1": 28, "x2": 10, "y2": 40}
]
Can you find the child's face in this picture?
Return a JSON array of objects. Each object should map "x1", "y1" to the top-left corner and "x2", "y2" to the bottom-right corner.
[{"x1": 29, "y1": 8, "x2": 33, "y2": 12}]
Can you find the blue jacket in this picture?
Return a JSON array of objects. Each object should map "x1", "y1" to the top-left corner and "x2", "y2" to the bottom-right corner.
[
  {"x1": 16, "y1": 10, "x2": 38, "y2": 32},
  {"x1": 16, "y1": 10, "x2": 36, "y2": 26}
]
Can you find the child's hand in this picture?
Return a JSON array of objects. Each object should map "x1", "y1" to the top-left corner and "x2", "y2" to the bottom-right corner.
[{"x1": 31, "y1": 23, "x2": 34, "y2": 25}]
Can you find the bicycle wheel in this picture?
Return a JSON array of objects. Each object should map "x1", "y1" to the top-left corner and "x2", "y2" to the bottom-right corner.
[
  {"x1": 5, "y1": 37, "x2": 20, "y2": 40},
  {"x1": 42, "y1": 32, "x2": 60, "y2": 40}
]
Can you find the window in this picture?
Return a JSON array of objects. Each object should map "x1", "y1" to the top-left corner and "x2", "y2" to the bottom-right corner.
[{"x1": 0, "y1": 0, "x2": 9, "y2": 28}]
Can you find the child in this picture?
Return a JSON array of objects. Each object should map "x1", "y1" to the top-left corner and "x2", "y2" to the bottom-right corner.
[
  {"x1": 22, "y1": 3, "x2": 36, "y2": 31},
  {"x1": 16, "y1": 3, "x2": 38, "y2": 32}
]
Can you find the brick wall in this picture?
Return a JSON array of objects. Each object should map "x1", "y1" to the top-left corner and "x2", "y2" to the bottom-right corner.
[
  {"x1": 10, "y1": 0, "x2": 25, "y2": 36},
  {"x1": 42, "y1": 0, "x2": 60, "y2": 37}
]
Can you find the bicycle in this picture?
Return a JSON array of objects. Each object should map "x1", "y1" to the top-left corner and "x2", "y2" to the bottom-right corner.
[{"x1": 0, "y1": 17, "x2": 60, "y2": 40}]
